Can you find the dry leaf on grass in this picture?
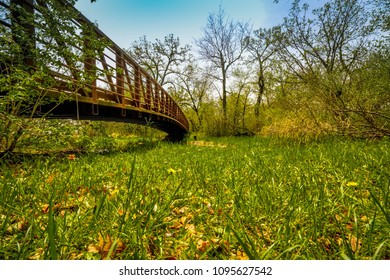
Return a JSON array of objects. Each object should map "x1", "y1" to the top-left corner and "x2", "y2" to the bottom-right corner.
[
  {"x1": 88, "y1": 233, "x2": 126, "y2": 259},
  {"x1": 236, "y1": 250, "x2": 249, "y2": 260},
  {"x1": 349, "y1": 235, "x2": 362, "y2": 253},
  {"x1": 196, "y1": 239, "x2": 210, "y2": 252},
  {"x1": 189, "y1": 141, "x2": 228, "y2": 148},
  {"x1": 46, "y1": 173, "x2": 56, "y2": 184},
  {"x1": 6, "y1": 218, "x2": 28, "y2": 234},
  {"x1": 185, "y1": 224, "x2": 196, "y2": 235},
  {"x1": 29, "y1": 248, "x2": 44, "y2": 260},
  {"x1": 171, "y1": 206, "x2": 189, "y2": 215}
]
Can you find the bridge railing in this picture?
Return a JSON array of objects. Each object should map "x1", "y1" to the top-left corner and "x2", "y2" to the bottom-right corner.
[{"x1": 0, "y1": 0, "x2": 189, "y2": 132}]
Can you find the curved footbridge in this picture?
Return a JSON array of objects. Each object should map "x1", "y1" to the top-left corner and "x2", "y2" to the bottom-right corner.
[{"x1": 0, "y1": 0, "x2": 189, "y2": 140}]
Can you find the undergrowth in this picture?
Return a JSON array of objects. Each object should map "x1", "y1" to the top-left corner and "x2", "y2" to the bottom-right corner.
[{"x1": 0, "y1": 136, "x2": 389, "y2": 259}]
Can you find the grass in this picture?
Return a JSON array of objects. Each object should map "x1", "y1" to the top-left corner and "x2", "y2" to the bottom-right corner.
[{"x1": 0, "y1": 136, "x2": 389, "y2": 259}]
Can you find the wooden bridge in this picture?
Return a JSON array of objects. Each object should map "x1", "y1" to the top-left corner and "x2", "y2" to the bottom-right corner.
[{"x1": 0, "y1": 0, "x2": 189, "y2": 140}]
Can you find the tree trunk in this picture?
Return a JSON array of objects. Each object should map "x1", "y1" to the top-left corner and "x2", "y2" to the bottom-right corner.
[
  {"x1": 255, "y1": 68, "x2": 265, "y2": 117},
  {"x1": 221, "y1": 68, "x2": 228, "y2": 133}
]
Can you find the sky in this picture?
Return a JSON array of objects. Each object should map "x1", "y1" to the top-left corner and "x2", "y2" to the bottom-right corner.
[{"x1": 74, "y1": 0, "x2": 326, "y2": 50}]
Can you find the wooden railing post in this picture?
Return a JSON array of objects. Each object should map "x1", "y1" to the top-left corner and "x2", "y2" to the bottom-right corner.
[
  {"x1": 134, "y1": 66, "x2": 141, "y2": 108},
  {"x1": 146, "y1": 76, "x2": 152, "y2": 110},
  {"x1": 153, "y1": 82, "x2": 159, "y2": 112},
  {"x1": 160, "y1": 91, "x2": 165, "y2": 114},
  {"x1": 116, "y1": 50, "x2": 125, "y2": 115}
]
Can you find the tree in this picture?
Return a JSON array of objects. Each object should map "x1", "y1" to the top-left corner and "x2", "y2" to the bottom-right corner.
[
  {"x1": 227, "y1": 67, "x2": 254, "y2": 135},
  {"x1": 196, "y1": 6, "x2": 251, "y2": 125},
  {"x1": 279, "y1": 0, "x2": 375, "y2": 77},
  {"x1": 171, "y1": 61, "x2": 213, "y2": 131},
  {"x1": 247, "y1": 26, "x2": 281, "y2": 117},
  {"x1": 127, "y1": 34, "x2": 191, "y2": 87},
  {"x1": 275, "y1": 0, "x2": 387, "y2": 136},
  {"x1": 373, "y1": 0, "x2": 390, "y2": 31}
]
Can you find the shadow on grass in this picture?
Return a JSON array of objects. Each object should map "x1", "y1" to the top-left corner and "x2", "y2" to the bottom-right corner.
[{"x1": 0, "y1": 139, "x2": 161, "y2": 164}]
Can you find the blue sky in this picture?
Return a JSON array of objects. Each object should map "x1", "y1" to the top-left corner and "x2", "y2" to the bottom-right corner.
[{"x1": 75, "y1": 0, "x2": 326, "y2": 49}]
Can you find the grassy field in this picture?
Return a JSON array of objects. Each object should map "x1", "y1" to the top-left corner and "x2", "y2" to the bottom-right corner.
[{"x1": 0, "y1": 136, "x2": 389, "y2": 260}]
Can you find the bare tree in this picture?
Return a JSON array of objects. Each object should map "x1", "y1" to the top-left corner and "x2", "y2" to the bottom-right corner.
[
  {"x1": 171, "y1": 62, "x2": 213, "y2": 131},
  {"x1": 276, "y1": 0, "x2": 387, "y2": 137},
  {"x1": 196, "y1": 6, "x2": 251, "y2": 123},
  {"x1": 127, "y1": 34, "x2": 191, "y2": 86},
  {"x1": 228, "y1": 67, "x2": 254, "y2": 135},
  {"x1": 247, "y1": 26, "x2": 281, "y2": 117},
  {"x1": 279, "y1": 0, "x2": 375, "y2": 79}
]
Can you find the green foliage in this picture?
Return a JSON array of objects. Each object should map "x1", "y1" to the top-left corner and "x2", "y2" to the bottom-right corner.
[{"x1": 1, "y1": 0, "x2": 108, "y2": 155}]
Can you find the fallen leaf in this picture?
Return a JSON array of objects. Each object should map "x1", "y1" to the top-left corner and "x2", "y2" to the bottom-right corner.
[
  {"x1": 170, "y1": 220, "x2": 184, "y2": 229},
  {"x1": 171, "y1": 206, "x2": 189, "y2": 215},
  {"x1": 42, "y1": 204, "x2": 50, "y2": 213},
  {"x1": 335, "y1": 233, "x2": 343, "y2": 246},
  {"x1": 179, "y1": 206, "x2": 189, "y2": 214},
  {"x1": 180, "y1": 216, "x2": 187, "y2": 224},
  {"x1": 317, "y1": 236, "x2": 331, "y2": 252},
  {"x1": 349, "y1": 235, "x2": 362, "y2": 253},
  {"x1": 91, "y1": 234, "x2": 126, "y2": 259},
  {"x1": 87, "y1": 244, "x2": 100, "y2": 253},
  {"x1": 77, "y1": 186, "x2": 89, "y2": 196},
  {"x1": 167, "y1": 168, "x2": 177, "y2": 174},
  {"x1": 98, "y1": 234, "x2": 112, "y2": 254},
  {"x1": 185, "y1": 224, "x2": 196, "y2": 235},
  {"x1": 29, "y1": 248, "x2": 44, "y2": 260},
  {"x1": 6, "y1": 218, "x2": 28, "y2": 234},
  {"x1": 346, "y1": 223, "x2": 354, "y2": 230},
  {"x1": 69, "y1": 252, "x2": 84, "y2": 260},
  {"x1": 196, "y1": 239, "x2": 210, "y2": 252},
  {"x1": 68, "y1": 154, "x2": 76, "y2": 161},
  {"x1": 46, "y1": 174, "x2": 56, "y2": 184},
  {"x1": 189, "y1": 141, "x2": 227, "y2": 148},
  {"x1": 236, "y1": 250, "x2": 249, "y2": 260},
  {"x1": 116, "y1": 239, "x2": 126, "y2": 253}
]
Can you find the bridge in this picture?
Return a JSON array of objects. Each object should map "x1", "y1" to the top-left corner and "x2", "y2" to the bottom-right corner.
[{"x1": 0, "y1": 0, "x2": 189, "y2": 141}]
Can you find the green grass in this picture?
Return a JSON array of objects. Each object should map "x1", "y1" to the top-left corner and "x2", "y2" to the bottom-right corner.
[{"x1": 0, "y1": 136, "x2": 389, "y2": 259}]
